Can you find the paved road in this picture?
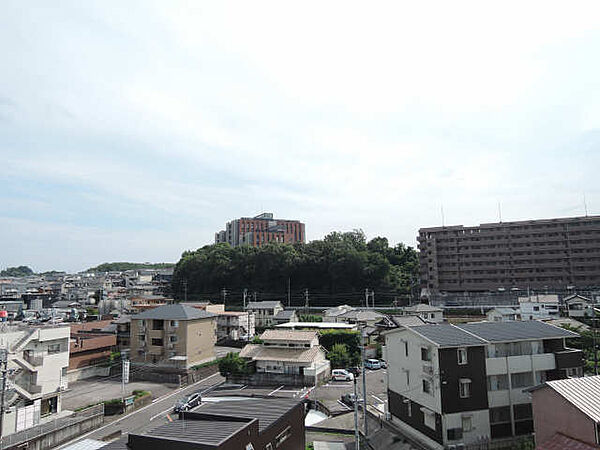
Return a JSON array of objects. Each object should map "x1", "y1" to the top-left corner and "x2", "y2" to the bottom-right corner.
[{"x1": 57, "y1": 372, "x2": 225, "y2": 448}]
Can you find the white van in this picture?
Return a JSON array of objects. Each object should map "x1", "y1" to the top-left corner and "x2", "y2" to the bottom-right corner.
[
  {"x1": 332, "y1": 369, "x2": 354, "y2": 381},
  {"x1": 364, "y1": 359, "x2": 381, "y2": 370}
]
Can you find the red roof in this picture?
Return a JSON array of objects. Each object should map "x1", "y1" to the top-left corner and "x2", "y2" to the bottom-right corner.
[{"x1": 538, "y1": 433, "x2": 600, "y2": 450}]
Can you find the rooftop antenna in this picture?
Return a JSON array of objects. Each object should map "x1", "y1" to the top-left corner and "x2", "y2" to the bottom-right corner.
[
  {"x1": 441, "y1": 204, "x2": 445, "y2": 228},
  {"x1": 498, "y1": 201, "x2": 502, "y2": 223},
  {"x1": 584, "y1": 193, "x2": 589, "y2": 217}
]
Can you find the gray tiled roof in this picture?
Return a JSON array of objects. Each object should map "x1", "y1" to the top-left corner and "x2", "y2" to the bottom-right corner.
[
  {"x1": 274, "y1": 309, "x2": 296, "y2": 319},
  {"x1": 410, "y1": 324, "x2": 488, "y2": 348},
  {"x1": 246, "y1": 301, "x2": 283, "y2": 309},
  {"x1": 132, "y1": 304, "x2": 215, "y2": 320},
  {"x1": 457, "y1": 320, "x2": 578, "y2": 342}
]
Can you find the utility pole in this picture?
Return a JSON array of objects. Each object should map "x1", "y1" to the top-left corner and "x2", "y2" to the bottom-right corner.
[
  {"x1": 365, "y1": 288, "x2": 369, "y2": 308},
  {"x1": 353, "y1": 377, "x2": 360, "y2": 450},
  {"x1": 1, "y1": 348, "x2": 8, "y2": 438},
  {"x1": 287, "y1": 277, "x2": 291, "y2": 308},
  {"x1": 304, "y1": 289, "x2": 309, "y2": 314},
  {"x1": 243, "y1": 289, "x2": 248, "y2": 310},
  {"x1": 182, "y1": 279, "x2": 188, "y2": 303},
  {"x1": 361, "y1": 327, "x2": 368, "y2": 437},
  {"x1": 221, "y1": 288, "x2": 228, "y2": 305},
  {"x1": 370, "y1": 290, "x2": 375, "y2": 309}
]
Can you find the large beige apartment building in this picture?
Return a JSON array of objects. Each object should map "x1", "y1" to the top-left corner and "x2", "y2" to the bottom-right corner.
[{"x1": 130, "y1": 304, "x2": 216, "y2": 369}]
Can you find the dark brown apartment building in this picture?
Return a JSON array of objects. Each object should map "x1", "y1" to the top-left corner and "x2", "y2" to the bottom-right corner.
[
  {"x1": 215, "y1": 212, "x2": 305, "y2": 247},
  {"x1": 418, "y1": 215, "x2": 600, "y2": 294}
]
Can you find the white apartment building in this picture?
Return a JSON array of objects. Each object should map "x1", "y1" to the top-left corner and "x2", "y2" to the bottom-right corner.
[
  {"x1": 385, "y1": 321, "x2": 583, "y2": 449},
  {"x1": 216, "y1": 311, "x2": 255, "y2": 341},
  {"x1": 518, "y1": 294, "x2": 559, "y2": 320},
  {"x1": 0, "y1": 324, "x2": 70, "y2": 437},
  {"x1": 245, "y1": 301, "x2": 284, "y2": 328}
]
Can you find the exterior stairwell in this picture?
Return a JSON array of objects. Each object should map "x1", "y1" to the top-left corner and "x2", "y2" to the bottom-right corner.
[{"x1": 10, "y1": 329, "x2": 36, "y2": 353}]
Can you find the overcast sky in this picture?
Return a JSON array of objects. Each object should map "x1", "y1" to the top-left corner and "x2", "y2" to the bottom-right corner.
[{"x1": 1, "y1": 1, "x2": 600, "y2": 272}]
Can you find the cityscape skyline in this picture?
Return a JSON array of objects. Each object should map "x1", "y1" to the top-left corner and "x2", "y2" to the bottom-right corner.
[{"x1": 1, "y1": 1, "x2": 600, "y2": 272}]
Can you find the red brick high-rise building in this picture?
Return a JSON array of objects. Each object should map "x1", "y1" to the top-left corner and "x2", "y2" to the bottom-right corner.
[{"x1": 215, "y1": 213, "x2": 305, "y2": 247}]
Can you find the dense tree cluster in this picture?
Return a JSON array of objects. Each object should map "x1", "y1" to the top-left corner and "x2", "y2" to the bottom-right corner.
[
  {"x1": 0, "y1": 266, "x2": 34, "y2": 277},
  {"x1": 172, "y1": 230, "x2": 418, "y2": 306},
  {"x1": 87, "y1": 262, "x2": 174, "y2": 273}
]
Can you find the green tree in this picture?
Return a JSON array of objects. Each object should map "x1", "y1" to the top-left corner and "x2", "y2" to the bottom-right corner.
[
  {"x1": 328, "y1": 343, "x2": 351, "y2": 369},
  {"x1": 218, "y1": 352, "x2": 248, "y2": 377},
  {"x1": 0, "y1": 266, "x2": 34, "y2": 277}
]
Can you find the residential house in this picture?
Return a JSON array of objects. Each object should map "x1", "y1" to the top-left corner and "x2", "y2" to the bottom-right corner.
[
  {"x1": 216, "y1": 311, "x2": 255, "y2": 341},
  {"x1": 130, "y1": 304, "x2": 216, "y2": 369},
  {"x1": 564, "y1": 294, "x2": 597, "y2": 319},
  {"x1": 0, "y1": 324, "x2": 70, "y2": 437},
  {"x1": 113, "y1": 315, "x2": 131, "y2": 350},
  {"x1": 103, "y1": 396, "x2": 306, "y2": 450},
  {"x1": 518, "y1": 294, "x2": 560, "y2": 320},
  {"x1": 276, "y1": 322, "x2": 357, "y2": 331},
  {"x1": 486, "y1": 308, "x2": 519, "y2": 322},
  {"x1": 69, "y1": 333, "x2": 116, "y2": 371},
  {"x1": 245, "y1": 301, "x2": 284, "y2": 328},
  {"x1": 530, "y1": 375, "x2": 600, "y2": 449},
  {"x1": 336, "y1": 309, "x2": 385, "y2": 327},
  {"x1": 385, "y1": 320, "x2": 583, "y2": 449},
  {"x1": 323, "y1": 304, "x2": 354, "y2": 322},
  {"x1": 239, "y1": 329, "x2": 330, "y2": 386},
  {"x1": 274, "y1": 309, "x2": 298, "y2": 325},
  {"x1": 400, "y1": 304, "x2": 444, "y2": 323}
]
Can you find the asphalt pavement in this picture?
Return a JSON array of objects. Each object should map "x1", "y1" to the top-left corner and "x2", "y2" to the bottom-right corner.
[{"x1": 56, "y1": 372, "x2": 225, "y2": 448}]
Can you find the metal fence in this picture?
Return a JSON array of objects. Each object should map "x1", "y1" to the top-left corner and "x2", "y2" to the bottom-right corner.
[{"x1": 0, "y1": 403, "x2": 104, "y2": 449}]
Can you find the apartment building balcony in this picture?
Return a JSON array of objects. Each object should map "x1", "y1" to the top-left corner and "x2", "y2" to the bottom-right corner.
[
  {"x1": 486, "y1": 353, "x2": 556, "y2": 376},
  {"x1": 554, "y1": 348, "x2": 584, "y2": 369},
  {"x1": 488, "y1": 388, "x2": 531, "y2": 408}
]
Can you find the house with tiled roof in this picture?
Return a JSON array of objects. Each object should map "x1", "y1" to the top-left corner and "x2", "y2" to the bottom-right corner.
[{"x1": 239, "y1": 329, "x2": 330, "y2": 386}]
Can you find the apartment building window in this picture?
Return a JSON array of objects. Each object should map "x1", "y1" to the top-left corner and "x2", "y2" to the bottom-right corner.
[
  {"x1": 421, "y1": 347, "x2": 431, "y2": 362},
  {"x1": 152, "y1": 320, "x2": 164, "y2": 331},
  {"x1": 405, "y1": 370, "x2": 410, "y2": 386},
  {"x1": 487, "y1": 374, "x2": 509, "y2": 391},
  {"x1": 48, "y1": 343, "x2": 61, "y2": 354},
  {"x1": 457, "y1": 348, "x2": 468, "y2": 365},
  {"x1": 511, "y1": 372, "x2": 533, "y2": 388},
  {"x1": 489, "y1": 406, "x2": 511, "y2": 424},
  {"x1": 566, "y1": 366, "x2": 583, "y2": 377},
  {"x1": 169, "y1": 335, "x2": 178, "y2": 343},
  {"x1": 422, "y1": 379, "x2": 432, "y2": 394},
  {"x1": 459, "y1": 379, "x2": 471, "y2": 398},
  {"x1": 407, "y1": 399, "x2": 412, "y2": 417},
  {"x1": 151, "y1": 338, "x2": 163, "y2": 346},
  {"x1": 423, "y1": 409, "x2": 436, "y2": 430},
  {"x1": 170, "y1": 320, "x2": 179, "y2": 328},
  {"x1": 462, "y1": 416, "x2": 473, "y2": 432}
]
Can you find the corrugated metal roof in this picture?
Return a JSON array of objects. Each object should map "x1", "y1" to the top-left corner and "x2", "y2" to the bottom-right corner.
[
  {"x1": 132, "y1": 304, "x2": 215, "y2": 320},
  {"x1": 239, "y1": 343, "x2": 325, "y2": 363},
  {"x1": 544, "y1": 375, "x2": 600, "y2": 423},
  {"x1": 143, "y1": 419, "x2": 249, "y2": 444},
  {"x1": 457, "y1": 320, "x2": 578, "y2": 342},
  {"x1": 410, "y1": 324, "x2": 488, "y2": 347}
]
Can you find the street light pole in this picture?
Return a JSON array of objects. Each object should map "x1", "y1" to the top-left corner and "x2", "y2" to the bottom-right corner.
[
  {"x1": 361, "y1": 327, "x2": 368, "y2": 437},
  {"x1": 353, "y1": 377, "x2": 360, "y2": 450}
]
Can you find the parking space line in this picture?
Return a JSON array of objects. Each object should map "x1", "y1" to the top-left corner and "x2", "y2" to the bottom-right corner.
[
  {"x1": 150, "y1": 406, "x2": 173, "y2": 421},
  {"x1": 268, "y1": 385, "x2": 285, "y2": 396}
]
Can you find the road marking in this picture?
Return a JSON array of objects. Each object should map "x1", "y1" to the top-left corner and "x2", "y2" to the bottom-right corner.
[
  {"x1": 337, "y1": 400, "x2": 352, "y2": 410},
  {"x1": 371, "y1": 394, "x2": 384, "y2": 403},
  {"x1": 55, "y1": 372, "x2": 222, "y2": 449},
  {"x1": 268, "y1": 385, "x2": 285, "y2": 396},
  {"x1": 239, "y1": 385, "x2": 247, "y2": 390},
  {"x1": 150, "y1": 406, "x2": 173, "y2": 421}
]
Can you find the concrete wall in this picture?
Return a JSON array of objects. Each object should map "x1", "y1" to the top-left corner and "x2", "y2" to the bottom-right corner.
[
  {"x1": 67, "y1": 364, "x2": 111, "y2": 383},
  {"x1": 532, "y1": 386, "x2": 596, "y2": 447}
]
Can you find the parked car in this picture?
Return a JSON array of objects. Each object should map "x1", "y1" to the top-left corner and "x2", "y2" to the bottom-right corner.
[
  {"x1": 332, "y1": 369, "x2": 354, "y2": 381},
  {"x1": 379, "y1": 360, "x2": 387, "y2": 369},
  {"x1": 364, "y1": 359, "x2": 381, "y2": 370},
  {"x1": 173, "y1": 392, "x2": 202, "y2": 413},
  {"x1": 340, "y1": 393, "x2": 363, "y2": 407},
  {"x1": 347, "y1": 366, "x2": 361, "y2": 377}
]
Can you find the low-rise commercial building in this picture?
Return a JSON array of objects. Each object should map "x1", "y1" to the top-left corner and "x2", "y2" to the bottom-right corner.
[
  {"x1": 104, "y1": 396, "x2": 306, "y2": 450},
  {"x1": 385, "y1": 320, "x2": 583, "y2": 449}
]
